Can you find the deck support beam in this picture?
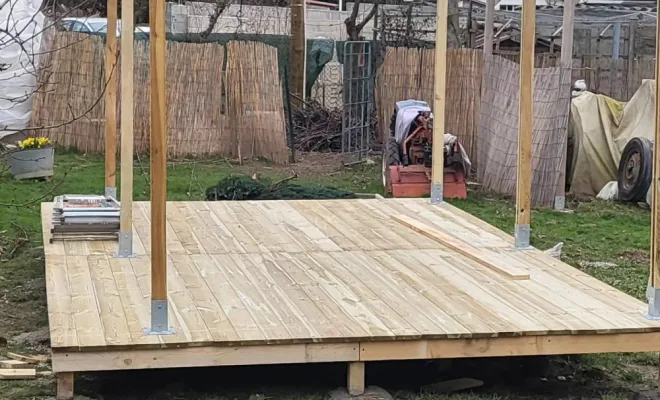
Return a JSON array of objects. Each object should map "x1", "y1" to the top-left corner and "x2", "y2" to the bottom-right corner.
[
  {"x1": 514, "y1": 0, "x2": 535, "y2": 249},
  {"x1": 430, "y1": 0, "x2": 448, "y2": 204},
  {"x1": 56, "y1": 372, "x2": 74, "y2": 400},
  {"x1": 104, "y1": 0, "x2": 117, "y2": 199},
  {"x1": 116, "y1": 0, "x2": 135, "y2": 258},
  {"x1": 145, "y1": 0, "x2": 174, "y2": 335},
  {"x1": 647, "y1": 0, "x2": 660, "y2": 320},
  {"x1": 554, "y1": 0, "x2": 575, "y2": 211},
  {"x1": 347, "y1": 362, "x2": 365, "y2": 396}
]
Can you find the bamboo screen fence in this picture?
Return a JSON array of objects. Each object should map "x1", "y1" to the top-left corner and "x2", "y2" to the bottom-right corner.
[
  {"x1": 477, "y1": 55, "x2": 572, "y2": 207},
  {"x1": 30, "y1": 33, "x2": 105, "y2": 153},
  {"x1": 30, "y1": 33, "x2": 289, "y2": 163},
  {"x1": 375, "y1": 47, "x2": 483, "y2": 164}
]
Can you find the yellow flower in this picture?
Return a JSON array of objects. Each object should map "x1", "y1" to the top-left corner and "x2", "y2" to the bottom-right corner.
[{"x1": 17, "y1": 136, "x2": 50, "y2": 150}]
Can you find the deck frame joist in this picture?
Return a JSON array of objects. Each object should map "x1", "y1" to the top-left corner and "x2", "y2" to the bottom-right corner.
[{"x1": 50, "y1": 332, "x2": 660, "y2": 373}]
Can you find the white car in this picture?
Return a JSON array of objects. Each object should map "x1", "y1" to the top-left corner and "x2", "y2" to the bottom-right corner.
[{"x1": 59, "y1": 17, "x2": 150, "y2": 36}]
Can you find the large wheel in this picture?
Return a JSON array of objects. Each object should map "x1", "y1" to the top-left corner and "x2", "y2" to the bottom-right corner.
[
  {"x1": 618, "y1": 137, "x2": 653, "y2": 202},
  {"x1": 382, "y1": 137, "x2": 401, "y2": 191}
]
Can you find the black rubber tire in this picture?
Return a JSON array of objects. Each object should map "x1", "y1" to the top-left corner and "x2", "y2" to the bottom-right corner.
[
  {"x1": 385, "y1": 137, "x2": 401, "y2": 166},
  {"x1": 618, "y1": 137, "x2": 653, "y2": 202},
  {"x1": 382, "y1": 137, "x2": 401, "y2": 192}
]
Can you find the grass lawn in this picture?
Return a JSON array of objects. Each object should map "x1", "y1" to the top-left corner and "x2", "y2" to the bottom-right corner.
[{"x1": 0, "y1": 150, "x2": 657, "y2": 400}]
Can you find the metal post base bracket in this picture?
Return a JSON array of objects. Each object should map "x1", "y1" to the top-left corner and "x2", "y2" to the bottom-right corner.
[
  {"x1": 143, "y1": 300, "x2": 176, "y2": 335},
  {"x1": 113, "y1": 231, "x2": 136, "y2": 258},
  {"x1": 514, "y1": 224, "x2": 532, "y2": 249},
  {"x1": 105, "y1": 187, "x2": 117, "y2": 199},
  {"x1": 430, "y1": 183, "x2": 444, "y2": 205},
  {"x1": 646, "y1": 286, "x2": 660, "y2": 320}
]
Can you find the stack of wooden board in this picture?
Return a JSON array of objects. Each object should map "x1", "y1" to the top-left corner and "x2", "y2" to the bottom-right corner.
[
  {"x1": 50, "y1": 195, "x2": 120, "y2": 242},
  {"x1": 0, "y1": 352, "x2": 46, "y2": 380}
]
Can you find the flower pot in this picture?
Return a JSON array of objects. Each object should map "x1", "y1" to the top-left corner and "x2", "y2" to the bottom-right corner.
[{"x1": 7, "y1": 147, "x2": 55, "y2": 180}]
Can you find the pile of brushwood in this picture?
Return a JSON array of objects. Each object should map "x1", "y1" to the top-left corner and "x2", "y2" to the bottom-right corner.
[
  {"x1": 293, "y1": 101, "x2": 343, "y2": 152},
  {"x1": 205, "y1": 175, "x2": 357, "y2": 201},
  {"x1": 292, "y1": 100, "x2": 378, "y2": 153}
]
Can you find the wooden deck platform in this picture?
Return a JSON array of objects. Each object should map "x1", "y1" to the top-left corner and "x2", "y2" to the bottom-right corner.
[{"x1": 42, "y1": 199, "x2": 660, "y2": 376}]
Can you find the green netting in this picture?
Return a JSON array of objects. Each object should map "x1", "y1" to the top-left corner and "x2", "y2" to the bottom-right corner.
[{"x1": 91, "y1": 32, "x2": 335, "y2": 92}]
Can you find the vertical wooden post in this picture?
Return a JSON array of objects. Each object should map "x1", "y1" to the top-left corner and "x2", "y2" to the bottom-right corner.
[
  {"x1": 430, "y1": 0, "x2": 447, "y2": 204},
  {"x1": 56, "y1": 372, "x2": 74, "y2": 400},
  {"x1": 347, "y1": 362, "x2": 365, "y2": 396},
  {"x1": 626, "y1": 20, "x2": 637, "y2": 100},
  {"x1": 104, "y1": 0, "x2": 118, "y2": 198},
  {"x1": 554, "y1": 0, "x2": 574, "y2": 211},
  {"x1": 290, "y1": 0, "x2": 305, "y2": 106},
  {"x1": 147, "y1": 0, "x2": 172, "y2": 334},
  {"x1": 483, "y1": 0, "x2": 494, "y2": 56},
  {"x1": 646, "y1": 0, "x2": 660, "y2": 319},
  {"x1": 117, "y1": 0, "x2": 134, "y2": 256},
  {"x1": 514, "y1": 0, "x2": 535, "y2": 248}
]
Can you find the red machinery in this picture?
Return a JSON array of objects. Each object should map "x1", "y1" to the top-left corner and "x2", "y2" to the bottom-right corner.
[{"x1": 382, "y1": 103, "x2": 467, "y2": 199}]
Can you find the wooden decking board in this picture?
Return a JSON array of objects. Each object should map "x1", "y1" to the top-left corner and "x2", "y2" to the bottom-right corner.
[{"x1": 41, "y1": 199, "x2": 660, "y2": 356}]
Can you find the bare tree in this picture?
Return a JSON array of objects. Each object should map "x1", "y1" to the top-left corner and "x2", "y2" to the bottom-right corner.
[
  {"x1": 200, "y1": 0, "x2": 234, "y2": 38},
  {"x1": 344, "y1": 0, "x2": 379, "y2": 41}
]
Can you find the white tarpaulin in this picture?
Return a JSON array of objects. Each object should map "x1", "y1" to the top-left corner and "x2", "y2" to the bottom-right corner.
[
  {"x1": 0, "y1": 0, "x2": 44, "y2": 139},
  {"x1": 568, "y1": 79, "x2": 655, "y2": 199}
]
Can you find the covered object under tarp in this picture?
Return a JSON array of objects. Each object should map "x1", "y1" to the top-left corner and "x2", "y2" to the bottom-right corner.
[{"x1": 568, "y1": 79, "x2": 655, "y2": 199}]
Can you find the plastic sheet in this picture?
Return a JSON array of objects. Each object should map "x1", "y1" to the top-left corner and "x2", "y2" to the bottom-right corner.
[{"x1": 0, "y1": 0, "x2": 45, "y2": 138}]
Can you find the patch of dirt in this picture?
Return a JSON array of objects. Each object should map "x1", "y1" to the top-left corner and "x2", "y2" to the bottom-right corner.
[
  {"x1": 10, "y1": 327, "x2": 50, "y2": 349},
  {"x1": 619, "y1": 250, "x2": 650, "y2": 265}
]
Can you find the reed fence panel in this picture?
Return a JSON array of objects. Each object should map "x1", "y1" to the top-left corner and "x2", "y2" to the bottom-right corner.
[
  {"x1": 29, "y1": 32, "x2": 288, "y2": 163},
  {"x1": 477, "y1": 55, "x2": 571, "y2": 207}
]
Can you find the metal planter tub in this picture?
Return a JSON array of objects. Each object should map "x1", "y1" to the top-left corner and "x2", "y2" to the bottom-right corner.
[{"x1": 7, "y1": 147, "x2": 55, "y2": 180}]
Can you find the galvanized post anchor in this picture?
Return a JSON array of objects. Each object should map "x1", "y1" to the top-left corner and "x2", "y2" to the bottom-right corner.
[
  {"x1": 144, "y1": 300, "x2": 176, "y2": 335},
  {"x1": 105, "y1": 187, "x2": 117, "y2": 199},
  {"x1": 113, "y1": 231, "x2": 136, "y2": 258},
  {"x1": 514, "y1": 224, "x2": 531, "y2": 249},
  {"x1": 430, "y1": 183, "x2": 444, "y2": 205},
  {"x1": 646, "y1": 286, "x2": 660, "y2": 320}
]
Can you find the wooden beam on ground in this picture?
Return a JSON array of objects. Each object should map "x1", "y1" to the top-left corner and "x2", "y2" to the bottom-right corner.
[
  {"x1": 648, "y1": 0, "x2": 660, "y2": 319},
  {"x1": 6, "y1": 352, "x2": 48, "y2": 364},
  {"x1": 514, "y1": 0, "x2": 535, "y2": 248},
  {"x1": 390, "y1": 215, "x2": 530, "y2": 280},
  {"x1": 0, "y1": 369, "x2": 36, "y2": 380},
  {"x1": 347, "y1": 362, "x2": 365, "y2": 396},
  {"x1": 149, "y1": 0, "x2": 169, "y2": 331},
  {"x1": 483, "y1": 0, "x2": 494, "y2": 56},
  {"x1": 554, "y1": 0, "x2": 575, "y2": 211},
  {"x1": 290, "y1": 0, "x2": 305, "y2": 106},
  {"x1": 0, "y1": 360, "x2": 29, "y2": 369},
  {"x1": 104, "y1": 0, "x2": 118, "y2": 198},
  {"x1": 431, "y1": 0, "x2": 448, "y2": 204},
  {"x1": 118, "y1": 0, "x2": 135, "y2": 256}
]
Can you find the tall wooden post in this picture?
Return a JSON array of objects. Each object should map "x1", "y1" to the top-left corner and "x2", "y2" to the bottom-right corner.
[
  {"x1": 514, "y1": 0, "x2": 535, "y2": 248},
  {"x1": 554, "y1": 0, "x2": 574, "y2": 211},
  {"x1": 147, "y1": 0, "x2": 173, "y2": 335},
  {"x1": 104, "y1": 0, "x2": 118, "y2": 198},
  {"x1": 290, "y1": 0, "x2": 305, "y2": 106},
  {"x1": 646, "y1": 0, "x2": 660, "y2": 320},
  {"x1": 483, "y1": 0, "x2": 494, "y2": 56},
  {"x1": 117, "y1": 0, "x2": 135, "y2": 257},
  {"x1": 430, "y1": 0, "x2": 447, "y2": 204}
]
